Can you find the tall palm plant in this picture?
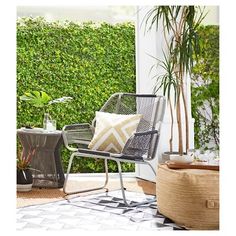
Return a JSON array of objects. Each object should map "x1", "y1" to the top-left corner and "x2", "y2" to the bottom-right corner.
[
  {"x1": 145, "y1": 6, "x2": 206, "y2": 155},
  {"x1": 151, "y1": 52, "x2": 179, "y2": 152}
]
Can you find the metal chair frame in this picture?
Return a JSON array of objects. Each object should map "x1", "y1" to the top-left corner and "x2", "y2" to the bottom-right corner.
[{"x1": 62, "y1": 93, "x2": 166, "y2": 207}]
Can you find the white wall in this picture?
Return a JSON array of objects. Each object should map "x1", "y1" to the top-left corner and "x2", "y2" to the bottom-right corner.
[
  {"x1": 201, "y1": 6, "x2": 219, "y2": 25},
  {"x1": 17, "y1": 6, "x2": 136, "y2": 24}
]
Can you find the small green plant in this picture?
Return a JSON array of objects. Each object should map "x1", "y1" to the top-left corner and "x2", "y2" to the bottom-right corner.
[
  {"x1": 17, "y1": 149, "x2": 35, "y2": 171},
  {"x1": 19, "y1": 91, "x2": 51, "y2": 108},
  {"x1": 20, "y1": 90, "x2": 73, "y2": 128},
  {"x1": 20, "y1": 90, "x2": 72, "y2": 111}
]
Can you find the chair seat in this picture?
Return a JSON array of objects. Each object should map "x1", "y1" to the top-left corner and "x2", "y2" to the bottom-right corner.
[
  {"x1": 78, "y1": 148, "x2": 145, "y2": 162},
  {"x1": 78, "y1": 148, "x2": 110, "y2": 157}
]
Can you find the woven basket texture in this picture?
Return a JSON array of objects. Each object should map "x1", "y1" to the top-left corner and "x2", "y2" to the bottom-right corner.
[{"x1": 156, "y1": 164, "x2": 219, "y2": 230}]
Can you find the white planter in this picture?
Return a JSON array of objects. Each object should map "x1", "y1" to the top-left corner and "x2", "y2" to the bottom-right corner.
[
  {"x1": 17, "y1": 184, "x2": 32, "y2": 192},
  {"x1": 170, "y1": 154, "x2": 194, "y2": 164},
  {"x1": 162, "y1": 152, "x2": 180, "y2": 162}
]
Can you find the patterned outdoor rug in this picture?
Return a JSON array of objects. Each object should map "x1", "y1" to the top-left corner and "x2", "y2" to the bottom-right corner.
[{"x1": 16, "y1": 190, "x2": 184, "y2": 230}]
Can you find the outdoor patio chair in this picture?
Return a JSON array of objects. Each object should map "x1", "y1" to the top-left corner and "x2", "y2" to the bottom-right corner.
[{"x1": 62, "y1": 93, "x2": 166, "y2": 207}]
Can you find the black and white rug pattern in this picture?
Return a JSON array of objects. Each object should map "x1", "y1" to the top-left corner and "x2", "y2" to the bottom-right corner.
[{"x1": 16, "y1": 190, "x2": 184, "y2": 230}]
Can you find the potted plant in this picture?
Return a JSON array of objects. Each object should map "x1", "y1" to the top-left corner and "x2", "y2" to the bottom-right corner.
[
  {"x1": 19, "y1": 91, "x2": 73, "y2": 130},
  {"x1": 17, "y1": 148, "x2": 35, "y2": 192},
  {"x1": 144, "y1": 6, "x2": 206, "y2": 162}
]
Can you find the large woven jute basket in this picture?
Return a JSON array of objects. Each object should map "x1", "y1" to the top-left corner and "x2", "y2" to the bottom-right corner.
[{"x1": 156, "y1": 164, "x2": 219, "y2": 230}]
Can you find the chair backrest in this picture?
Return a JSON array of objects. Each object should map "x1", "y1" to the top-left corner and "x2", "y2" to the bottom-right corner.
[{"x1": 93, "y1": 93, "x2": 166, "y2": 159}]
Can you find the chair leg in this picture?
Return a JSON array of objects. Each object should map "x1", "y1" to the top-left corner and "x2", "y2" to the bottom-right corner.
[
  {"x1": 116, "y1": 160, "x2": 129, "y2": 206},
  {"x1": 63, "y1": 153, "x2": 109, "y2": 195},
  {"x1": 116, "y1": 160, "x2": 156, "y2": 207},
  {"x1": 145, "y1": 161, "x2": 157, "y2": 177}
]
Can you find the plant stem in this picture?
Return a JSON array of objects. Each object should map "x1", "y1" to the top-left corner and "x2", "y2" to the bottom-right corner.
[
  {"x1": 176, "y1": 92, "x2": 183, "y2": 155},
  {"x1": 169, "y1": 98, "x2": 174, "y2": 152}
]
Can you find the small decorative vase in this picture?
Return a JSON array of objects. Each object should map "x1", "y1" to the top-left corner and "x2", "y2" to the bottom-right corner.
[
  {"x1": 43, "y1": 113, "x2": 50, "y2": 130},
  {"x1": 17, "y1": 169, "x2": 33, "y2": 192},
  {"x1": 43, "y1": 113, "x2": 56, "y2": 131}
]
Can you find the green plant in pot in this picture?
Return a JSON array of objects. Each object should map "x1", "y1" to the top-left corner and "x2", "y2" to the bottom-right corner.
[
  {"x1": 17, "y1": 149, "x2": 35, "y2": 192},
  {"x1": 20, "y1": 91, "x2": 73, "y2": 130},
  {"x1": 144, "y1": 6, "x2": 206, "y2": 162}
]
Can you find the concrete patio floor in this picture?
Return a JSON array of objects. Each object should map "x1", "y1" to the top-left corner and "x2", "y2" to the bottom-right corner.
[{"x1": 17, "y1": 173, "x2": 156, "y2": 208}]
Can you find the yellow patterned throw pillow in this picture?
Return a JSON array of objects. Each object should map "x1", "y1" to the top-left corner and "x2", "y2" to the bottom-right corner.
[{"x1": 88, "y1": 112, "x2": 142, "y2": 153}]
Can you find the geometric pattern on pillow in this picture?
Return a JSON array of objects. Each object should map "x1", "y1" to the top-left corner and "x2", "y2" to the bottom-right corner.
[{"x1": 88, "y1": 112, "x2": 142, "y2": 153}]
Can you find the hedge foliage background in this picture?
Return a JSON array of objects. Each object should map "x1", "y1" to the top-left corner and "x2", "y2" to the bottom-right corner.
[
  {"x1": 17, "y1": 17, "x2": 136, "y2": 173},
  {"x1": 191, "y1": 25, "x2": 219, "y2": 150}
]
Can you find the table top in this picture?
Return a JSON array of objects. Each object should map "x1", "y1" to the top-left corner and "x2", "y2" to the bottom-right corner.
[
  {"x1": 17, "y1": 128, "x2": 62, "y2": 136},
  {"x1": 159, "y1": 163, "x2": 219, "y2": 176},
  {"x1": 165, "y1": 161, "x2": 219, "y2": 171}
]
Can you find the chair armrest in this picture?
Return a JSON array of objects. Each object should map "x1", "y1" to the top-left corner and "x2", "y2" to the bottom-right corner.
[
  {"x1": 62, "y1": 123, "x2": 91, "y2": 131},
  {"x1": 133, "y1": 130, "x2": 158, "y2": 136},
  {"x1": 122, "y1": 130, "x2": 159, "y2": 159},
  {"x1": 62, "y1": 123, "x2": 94, "y2": 152}
]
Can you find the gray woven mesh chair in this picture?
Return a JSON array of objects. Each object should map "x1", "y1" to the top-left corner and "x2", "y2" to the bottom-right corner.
[{"x1": 62, "y1": 93, "x2": 166, "y2": 207}]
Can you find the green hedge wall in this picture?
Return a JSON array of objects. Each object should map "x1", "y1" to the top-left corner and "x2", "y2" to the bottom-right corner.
[
  {"x1": 191, "y1": 25, "x2": 219, "y2": 150},
  {"x1": 17, "y1": 17, "x2": 136, "y2": 172}
]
